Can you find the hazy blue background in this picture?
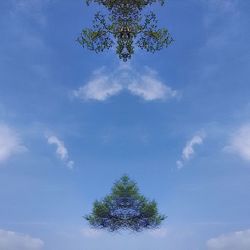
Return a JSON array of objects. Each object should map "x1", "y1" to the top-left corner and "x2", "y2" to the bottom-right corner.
[{"x1": 0, "y1": 0, "x2": 250, "y2": 249}]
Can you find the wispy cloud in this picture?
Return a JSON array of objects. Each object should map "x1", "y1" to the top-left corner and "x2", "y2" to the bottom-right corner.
[
  {"x1": 0, "y1": 124, "x2": 27, "y2": 165},
  {"x1": 204, "y1": 0, "x2": 238, "y2": 13},
  {"x1": 148, "y1": 228, "x2": 169, "y2": 238},
  {"x1": 203, "y1": 0, "x2": 240, "y2": 49},
  {"x1": 73, "y1": 65, "x2": 178, "y2": 102},
  {"x1": 128, "y1": 68, "x2": 178, "y2": 101},
  {"x1": 0, "y1": 229, "x2": 44, "y2": 250},
  {"x1": 225, "y1": 124, "x2": 250, "y2": 162},
  {"x1": 73, "y1": 68, "x2": 123, "y2": 101},
  {"x1": 11, "y1": 0, "x2": 51, "y2": 26},
  {"x1": 47, "y1": 135, "x2": 74, "y2": 169},
  {"x1": 3, "y1": 0, "x2": 51, "y2": 55},
  {"x1": 81, "y1": 228, "x2": 101, "y2": 238},
  {"x1": 177, "y1": 131, "x2": 205, "y2": 169},
  {"x1": 206, "y1": 229, "x2": 250, "y2": 250}
]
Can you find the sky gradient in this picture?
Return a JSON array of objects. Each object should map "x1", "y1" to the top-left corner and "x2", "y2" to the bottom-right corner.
[{"x1": 0, "y1": 0, "x2": 250, "y2": 249}]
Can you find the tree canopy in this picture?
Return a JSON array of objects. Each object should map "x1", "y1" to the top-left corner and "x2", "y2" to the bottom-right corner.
[
  {"x1": 77, "y1": 0, "x2": 173, "y2": 61},
  {"x1": 85, "y1": 175, "x2": 166, "y2": 232}
]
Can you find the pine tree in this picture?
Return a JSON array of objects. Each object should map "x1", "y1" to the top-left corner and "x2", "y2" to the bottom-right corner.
[{"x1": 85, "y1": 175, "x2": 166, "y2": 232}]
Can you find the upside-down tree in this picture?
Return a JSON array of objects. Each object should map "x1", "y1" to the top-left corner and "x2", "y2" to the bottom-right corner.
[
  {"x1": 85, "y1": 175, "x2": 166, "y2": 232},
  {"x1": 77, "y1": 0, "x2": 173, "y2": 61}
]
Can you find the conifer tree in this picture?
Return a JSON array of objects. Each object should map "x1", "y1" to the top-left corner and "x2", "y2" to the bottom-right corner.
[{"x1": 85, "y1": 175, "x2": 166, "y2": 232}]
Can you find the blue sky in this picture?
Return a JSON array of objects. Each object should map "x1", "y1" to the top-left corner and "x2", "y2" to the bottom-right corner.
[{"x1": 0, "y1": 0, "x2": 250, "y2": 249}]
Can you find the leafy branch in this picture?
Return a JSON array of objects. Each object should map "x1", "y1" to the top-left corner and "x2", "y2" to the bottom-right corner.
[{"x1": 77, "y1": 0, "x2": 173, "y2": 61}]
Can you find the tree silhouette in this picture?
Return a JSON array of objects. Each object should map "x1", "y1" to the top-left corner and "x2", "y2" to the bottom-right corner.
[
  {"x1": 77, "y1": 0, "x2": 173, "y2": 61},
  {"x1": 85, "y1": 175, "x2": 166, "y2": 232}
]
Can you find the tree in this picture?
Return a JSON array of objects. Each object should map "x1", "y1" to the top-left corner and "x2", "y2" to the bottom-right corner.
[
  {"x1": 77, "y1": 0, "x2": 173, "y2": 61},
  {"x1": 85, "y1": 175, "x2": 166, "y2": 232}
]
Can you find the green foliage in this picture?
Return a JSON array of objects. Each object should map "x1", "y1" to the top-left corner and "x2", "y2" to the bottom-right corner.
[
  {"x1": 77, "y1": 0, "x2": 173, "y2": 61},
  {"x1": 85, "y1": 175, "x2": 166, "y2": 232}
]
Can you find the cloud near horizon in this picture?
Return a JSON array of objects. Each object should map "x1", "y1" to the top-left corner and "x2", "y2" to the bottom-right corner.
[
  {"x1": 206, "y1": 229, "x2": 250, "y2": 250},
  {"x1": 73, "y1": 65, "x2": 178, "y2": 102},
  {"x1": 0, "y1": 229, "x2": 44, "y2": 250}
]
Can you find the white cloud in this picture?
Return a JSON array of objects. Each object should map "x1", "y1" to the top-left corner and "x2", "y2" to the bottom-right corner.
[
  {"x1": 0, "y1": 124, "x2": 26, "y2": 165},
  {"x1": 73, "y1": 65, "x2": 178, "y2": 102},
  {"x1": 47, "y1": 136, "x2": 68, "y2": 160},
  {"x1": 73, "y1": 70, "x2": 123, "y2": 101},
  {"x1": 47, "y1": 135, "x2": 74, "y2": 169},
  {"x1": 128, "y1": 70, "x2": 177, "y2": 101},
  {"x1": 225, "y1": 124, "x2": 250, "y2": 161},
  {"x1": 177, "y1": 131, "x2": 205, "y2": 169},
  {"x1": 207, "y1": 229, "x2": 250, "y2": 250},
  {"x1": 182, "y1": 134, "x2": 204, "y2": 160},
  {"x1": 0, "y1": 229, "x2": 44, "y2": 250}
]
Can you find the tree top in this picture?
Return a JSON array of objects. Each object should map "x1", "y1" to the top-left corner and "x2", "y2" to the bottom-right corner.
[{"x1": 85, "y1": 175, "x2": 166, "y2": 232}]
